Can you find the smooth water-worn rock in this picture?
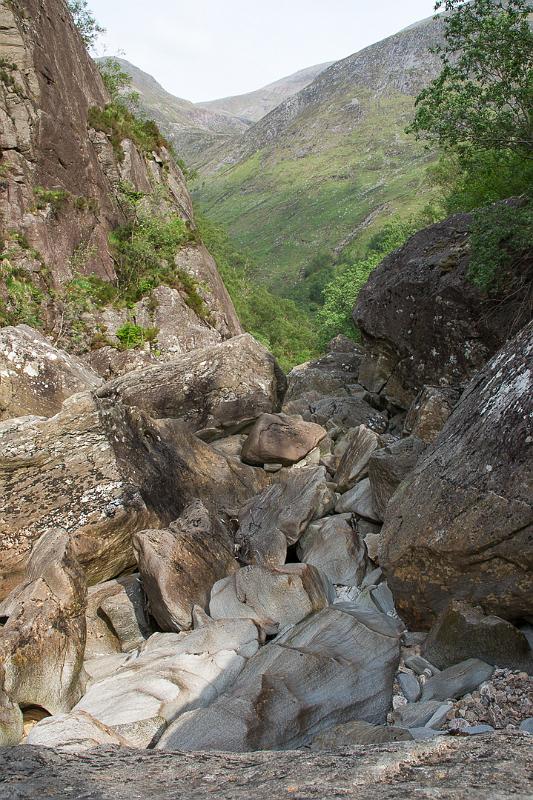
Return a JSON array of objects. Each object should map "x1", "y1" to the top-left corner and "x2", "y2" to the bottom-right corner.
[
  {"x1": 27, "y1": 711, "x2": 128, "y2": 751},
  {"x1": 0, "y1": 325, "x2": 102, "y2": 421},
  {"x1": 334, "y1": 425, "x2": 382, "y2": 492},
  {"x1": 210, "y1": 563, "x2": 333, "y2": 632},
  {"x1": 368, "y1": 435, "x2": 425, "y2": 520},
  {"x1": 420, "y1": 659, "x2": 494, "y2": 702},
  {"x1": 72, "y1": 619, "x2": 260, "y2": 747},
  {"x1": 0, "y1": 530, "x2": 87, "y2": 738},
  {"x1": 403, "y1": 386, "x2": 461, "y2": 443},
  {"x1": 423, "y1": 601, "x2": 533, "y2": 672},
  {"x1": 398, "y1": 672, "x2": 421, "y2": 702},
  {"x1": 391, "y1": 700, "x2": 449, "y2": 729},
  {"x1": 335, "y1": 478, "x2": 380, "y2": 521},
  {"x1": 237, "y1": 466, "x2": 335, "y2": 566},
  {"x1": 157, "y1": 604, "x2": 402, "y2": 751},
  {"x1": 96, "y1": 334, "x2": 286, "y2": 439},
  {"x1": 241, "y1": 412, "x2": 326, "y2": 466},
  {"x1": 354, "y1": 203, "x2": 531, "y2": 408},
  {"x1": 297, "y1": 515, "x2": 368, "y2": 587},
  {"x1": 133, "y1": 501, "x2": 237, "y2": 632},
  {"x1": 85, "y1": 575, "x2": 150, "y2": 658},
  {"x1": 379, "y1": 322, "x2": 533, "y2": 627}
]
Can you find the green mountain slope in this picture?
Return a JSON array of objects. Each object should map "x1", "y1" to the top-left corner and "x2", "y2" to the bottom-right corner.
[{"x1": 193, "y1": 16, "x2": 445, "y2": 298}]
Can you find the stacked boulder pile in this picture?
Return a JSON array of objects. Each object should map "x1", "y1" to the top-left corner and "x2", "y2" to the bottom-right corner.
[{"x1": 1, "y1": 322, "x2": 531, "y2": 752}]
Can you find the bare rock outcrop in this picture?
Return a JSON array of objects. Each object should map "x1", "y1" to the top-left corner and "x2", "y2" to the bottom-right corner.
[
  {"x1": 236, "y1": 466, "x2": 335, "y2": 566},
  {"x1": 379, "y1": 322, "x2": 533, "y2": 627},
  {"x1": 209, "y1": 563, "x2": 334, "y2": 632},
  {"x1": 0, "y1": 325, "x2": 102, "y2": 421},
  {"x1": 0, "y1": 529, "x2": 87, "y2": 739},
  {"x1": 354, "y1": 203, "x2": 532, "y2": 408}
]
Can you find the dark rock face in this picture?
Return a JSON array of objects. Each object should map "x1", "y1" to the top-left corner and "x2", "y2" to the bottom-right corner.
[
  {"x1": 354, "y1": 204, "x2": 532, "y2": 408},
  {"x1": 403, "y1": 386, "x2": 461, "y2": 443},
  {"x1": 368, "y1": 435, "x2": 426, "y2": 520},
  {"x1": 379, "y1": 322, "x2": 533, "y2": 628},
  {"x1": 423, "y1": 601, "x2": 533, "y2": 672}
]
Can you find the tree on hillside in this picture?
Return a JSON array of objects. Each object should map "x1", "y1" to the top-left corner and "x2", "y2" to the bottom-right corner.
[
  {"x1": 67, "y1": 0, "x2": 104, "y2": 50},
  {"x1": 409, "y1": 0, "x2": 533, "y2": 156}
]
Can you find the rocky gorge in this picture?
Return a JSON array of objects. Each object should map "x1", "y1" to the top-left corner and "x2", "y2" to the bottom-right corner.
[{"x1": 0, "y1": 0, "x2": 532, "y2": 798}]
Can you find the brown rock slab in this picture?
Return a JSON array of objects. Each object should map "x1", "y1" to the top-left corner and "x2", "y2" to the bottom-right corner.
[
  {"x1": 368, "y1": 435, "x2": 425, "y2": 520},
  {"x1": 334, "y1": 424, "x2": 383, "y2": 492},
  {"x1": 241, "y1": 413, "x2": 326, "y2": 466}
]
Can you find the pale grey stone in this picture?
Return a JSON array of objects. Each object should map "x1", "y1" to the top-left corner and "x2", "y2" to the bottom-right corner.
[{"x1": 420, "y1": 659, "x2": 494, "y2": 702}]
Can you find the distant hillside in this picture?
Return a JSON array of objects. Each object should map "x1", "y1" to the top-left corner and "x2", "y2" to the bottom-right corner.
[
  {"x1": 99, "y1": 59, "x2": 248, "y2": 166},
  {"x1": 192, "y1": 15, "x2": 445, "y2": 298},
  {"x1": 198, "y1": 62, "x2": 333, "y2": 123}
]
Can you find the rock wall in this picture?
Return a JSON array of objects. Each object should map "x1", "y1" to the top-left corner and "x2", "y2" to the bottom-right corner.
[
  {"x1": 354, "y1": 202, "x2": 532, "y2": 408},
  {"x1": 0, "y1": 0, "x2": 241, "y2": 361}
]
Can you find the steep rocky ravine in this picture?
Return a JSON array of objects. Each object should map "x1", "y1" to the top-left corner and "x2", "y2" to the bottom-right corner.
[{"x1": 0, "y1": 1, "x2": 532, "y2": 797}]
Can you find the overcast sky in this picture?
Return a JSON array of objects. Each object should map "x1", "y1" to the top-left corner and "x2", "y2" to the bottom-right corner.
[{"x1": 90, "y1": 0, "x2": 436, "y2": 103}]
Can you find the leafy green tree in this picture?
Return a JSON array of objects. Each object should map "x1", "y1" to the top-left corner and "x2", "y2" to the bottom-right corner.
[
  {"x1": 409, "y1": 0, "x2": 533, "y2": 155},
  {"x1": 67, "y1": 0, "x2": 104, "y2": 50}
]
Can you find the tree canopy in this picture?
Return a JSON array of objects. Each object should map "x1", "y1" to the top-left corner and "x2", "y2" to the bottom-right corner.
[
  {"x1": 409, "y1": 0, "x2": 533, "y2": 155},
  {"x1": 67, "y1": 0, "x2": 104, "y2": 50}
]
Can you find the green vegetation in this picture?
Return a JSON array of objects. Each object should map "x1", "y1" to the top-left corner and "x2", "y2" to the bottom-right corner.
[
  {"x1": 317, "y1": 219, "x2": 417, "y2": 345},
  {"x1": 0, "y1": 261, "x2": 44, "y2": 328},
  {"x1": 409, "y1": 0, "x2": 532, "y2": 294},
  {"x1": 89, "y1": 59, "x2": 170, "y2": 162},
  {"x1": 67, "y1": 0, "x2": 104, "y2": 50},
  {"x1": 33, "y1": 187, "x2": 69, "y2": 216},
  {"x1": 115, "y1": 321, "x2": 159, "y2": 350},
  {"x1": 409, "y1": 0, "x2": 532, "y2": 157},
  {"x1": 467, "y1": 199, "x2": 532, "y2": 291},
  {"x1": 196, "y1": 213, "x2": 319, "y2": 370},
  {"x1": 109, "y1": 190, "x2": 208, "y2": 318}
]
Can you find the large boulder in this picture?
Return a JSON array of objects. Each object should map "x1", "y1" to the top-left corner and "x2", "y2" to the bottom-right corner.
[
  {"x1": 210, "y1": 564, "x2": 334, "y2": 632},
  {"x1": 368, "y1": 435, "x2": 426, "y2": 520},
  {"x1": 296, "y1": 515, "x2": 368, "y2": 587},
  {"x1": 157, "y1": 605, "x2": 402, "y2": 751},
  {"x1": 26, "y1": 710, "x2": 128, "y2": 751},
  {"x1": 354, "y1": 203, "x2": 532, "y2": 408},
  {"x1": 96, "y1": 334, "x2": 286, "y2": 440},
  {"x1": 403, "y1": 386, "x2": 461, "y2": 443},
  {"x1": 236, "y1": 467, "x2": 335, "y2": 566},
  {"x1": 85, "y1": 575, "x2": 151, "y2": 657},
  {"x1": 71, "y1": 619, "x2": 260, "y2": 747},
  {"x1": 0, "y1": 530, "x2": 87, "y2": 736},
  {"x1": 133, "y1": 501, "x2": 237, "y2": 632},
  {"x1": 0, "y1": 392, "x2": 157, "y2": 599},
  {"x1": 423, "y1": 601, "x2": 533, "y2": 672},
  {"x1": 0, "y1": 325, "x2": 102, "y2": 421},
  {"x1": 379, "y1": 322, "x2": 533, "y2": 627},
  {"x1": 334, "y1": 425, "x2": 383, "y2": 492},
  {"x1": 241, "y1": 413, "x2": 326, "y2": 466},
  {"x1": 282, "y1": 340, "x2": 363, "y2": 416}
]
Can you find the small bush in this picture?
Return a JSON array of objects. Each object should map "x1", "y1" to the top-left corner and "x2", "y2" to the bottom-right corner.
[
  {"x1": 0, "y1": 260, "x2": 44, "y2": 328},
  {"x1": 88, "y1": 104, "x2": 169, "y2": 162},
  {"x1": 115, "y1": 321, "x2": 158, "y2": 350},
  {"x1": 33, "y1": 187, "x2": 70, "y2": 216}
]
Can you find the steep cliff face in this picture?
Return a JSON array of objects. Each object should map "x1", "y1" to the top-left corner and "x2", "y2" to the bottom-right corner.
[{"x1": 0, "y1": 0, "x2": 241, "y2": 364}]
